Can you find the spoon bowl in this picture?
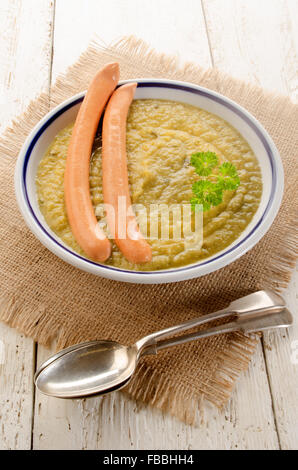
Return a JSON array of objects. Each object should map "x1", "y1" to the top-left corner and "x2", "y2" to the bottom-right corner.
[{"x1": 35, "y1": 340, "x2": 138, "y2": 398}]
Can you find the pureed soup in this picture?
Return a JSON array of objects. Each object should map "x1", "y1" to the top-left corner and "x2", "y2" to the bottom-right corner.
[{"x1": 36, "y1": 99, "x2": 262, "y2": 270}]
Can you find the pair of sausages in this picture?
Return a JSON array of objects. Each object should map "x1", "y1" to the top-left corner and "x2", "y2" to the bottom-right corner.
[{"x1": 64, "y1": 63, "x2": 152, "y2": 264}]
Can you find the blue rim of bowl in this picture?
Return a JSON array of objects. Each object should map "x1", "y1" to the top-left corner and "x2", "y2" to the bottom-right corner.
[{"x1": 22, "y1": 81, "x2": 276, "y2": 276}]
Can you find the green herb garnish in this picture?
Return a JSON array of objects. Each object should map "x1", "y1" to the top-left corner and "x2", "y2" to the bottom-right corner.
[
  {"x1": 191, "y1": 180, "x2": 223, "y2": 212},
  {"x1": 190, "y1": 152, "x2": 240, "y2": 212},
  {"x1": 217, "y1": 162, "x2": 240, "y2": 190},
  {"x1": 190, "y1": 151, "x2": 218, "y2": 177}
]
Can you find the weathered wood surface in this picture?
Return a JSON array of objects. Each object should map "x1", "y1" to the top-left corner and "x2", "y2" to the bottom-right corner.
[
  {"x1": 0, "y1": 0, "x2": 53, "y2": 450},
  {"x1": 0, "y1": 0, "x2": 297, "y2": 450}
]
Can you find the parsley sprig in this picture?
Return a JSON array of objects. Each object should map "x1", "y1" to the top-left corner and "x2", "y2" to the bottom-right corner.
[
  {"x1": 190, "y1": 151, "x2": 218, "y2": 177},
  {"x1": 217, "y1": 161, "x2": 240, "y2": 190},
  {"x1": 190, "y1": 152, "x2": 240, "y2": 212}
]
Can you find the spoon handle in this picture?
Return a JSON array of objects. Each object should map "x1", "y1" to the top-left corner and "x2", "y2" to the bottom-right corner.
[
  {"x1": 136, "y1": 306, "x2": 231, "y2": 352},
  {"x1": 136, "y1": 307, "x2": 280, "y2": 353},
  {"x1": 136, "y1": 291, "x2": 287, "y2": 354},
  {"x1": 155, "y1": 320, "x2": 239, "y2": 351},
  {"x1": 144, "y1": 308, "x2": 292, "y2": 354}
]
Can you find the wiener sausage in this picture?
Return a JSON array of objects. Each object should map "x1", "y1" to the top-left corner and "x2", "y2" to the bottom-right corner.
[
  {"x1": 64, "y1": 63, "x2": 120, "y2": 262},
  {"x1": 102, "y1": 83, "x2": 152, "y2": 264}
]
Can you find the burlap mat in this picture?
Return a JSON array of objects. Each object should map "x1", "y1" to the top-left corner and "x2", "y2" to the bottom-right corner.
[{"x1": 0, "y1": 37, "x2": 297, "y2": 424}]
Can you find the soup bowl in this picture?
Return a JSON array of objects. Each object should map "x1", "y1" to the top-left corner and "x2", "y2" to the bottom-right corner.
[{"x1": 14, "y1": 79, "x2": 283, "y2": 283}]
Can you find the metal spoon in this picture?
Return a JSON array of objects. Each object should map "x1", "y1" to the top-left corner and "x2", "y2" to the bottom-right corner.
[{"x1": 34, "y1": 290, "x2": 292, "y2": 399}]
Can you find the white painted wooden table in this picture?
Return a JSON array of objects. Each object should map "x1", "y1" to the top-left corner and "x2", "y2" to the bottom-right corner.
[{"x1": 0, "y1": 0, "x2": 297, "y2": 450}]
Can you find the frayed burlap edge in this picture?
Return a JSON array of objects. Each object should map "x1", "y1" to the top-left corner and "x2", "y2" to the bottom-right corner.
[{"x1": 0, "y1": 36, "x2": 297, "y2": 425}]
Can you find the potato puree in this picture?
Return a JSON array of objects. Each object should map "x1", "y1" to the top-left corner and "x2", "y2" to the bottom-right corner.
[{"x1": 36, "y1": 99, "x2": 262, "y2": 270}]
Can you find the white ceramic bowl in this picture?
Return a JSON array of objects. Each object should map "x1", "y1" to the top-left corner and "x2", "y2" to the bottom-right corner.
[{"x1": 15, "y1": 79, "x2": 283, "y2": 284}]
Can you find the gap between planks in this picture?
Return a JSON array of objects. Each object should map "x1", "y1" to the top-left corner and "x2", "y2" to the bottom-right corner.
[
  {"x1": 31, "y1": 0, "x2": 56, "y2": 451},
  {"x1": 260, "y1": 338, "x2": 282, "y2": 449},
  {"x1": 200, "y1": 0, "x2": 215, "y2": 67}
]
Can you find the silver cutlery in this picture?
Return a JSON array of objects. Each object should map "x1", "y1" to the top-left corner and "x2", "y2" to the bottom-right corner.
[{"x1": 35, "y1": 290, "x2": 292, "y2": 399}]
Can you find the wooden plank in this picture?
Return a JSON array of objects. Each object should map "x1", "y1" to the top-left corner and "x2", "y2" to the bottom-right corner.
[
  {"x1": 202, "y1": 0, "x2": 298, "y2": 449},
  {"x1": 202, "y1": 0, "x2": 298, "y2": 100},
  {"x1": 0, "y1": 324, "x2": 35, "y2": 450},
  {"x1": 262, "y1": 270, "x2": 298, "y2": 449},
  {"x1": 0, "y1": 0, "x2": 54, "y2": 449},
  {"x1": 0, "y1": 0, "x2": 55, "y2": 130},
  {"x1": 32, "y1": 0, "x2": 280, "y2": 450},
  {"x1": 52, "y1": 0, "x2": 211, "y2": 81}
]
